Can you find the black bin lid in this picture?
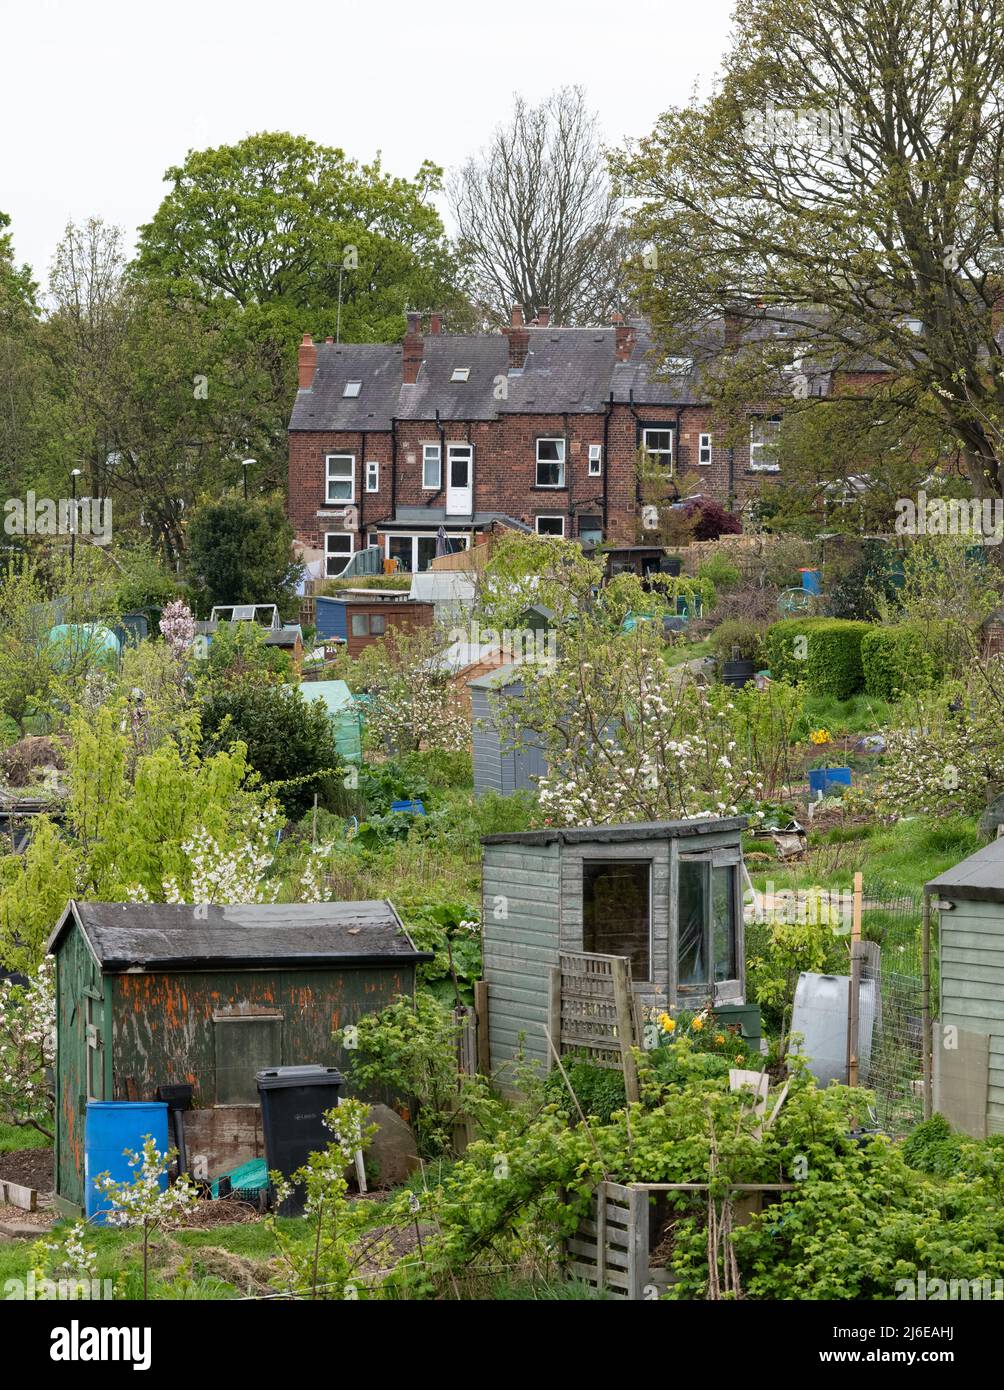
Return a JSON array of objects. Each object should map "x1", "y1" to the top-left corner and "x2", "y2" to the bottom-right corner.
[{"x1": 255, "y1": 1064, "x2": 344, "y2": 1091}]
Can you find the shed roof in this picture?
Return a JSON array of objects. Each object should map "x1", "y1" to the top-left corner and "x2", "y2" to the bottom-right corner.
[
  {"x1": 926, "y1": 838, "x2": 1004, "y2": 903},
  {"x1": 48, "y1": 900, "x2": 431, "y2": 971},
  {"x1": 467, "y1": 661, "x2": 524, "y2": 690},
  {"x1": 483, "y1": 816, "x2": 747, "y2": 846}
]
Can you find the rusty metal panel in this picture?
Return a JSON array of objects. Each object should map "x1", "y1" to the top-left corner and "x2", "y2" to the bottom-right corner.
[{"x1": 109, "y1": 964, "x2": 415, "y2": 1105}]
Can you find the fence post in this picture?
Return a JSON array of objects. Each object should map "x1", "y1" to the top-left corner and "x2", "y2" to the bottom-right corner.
[
  {"x1": 474, "y1": 980, "x2": 490, "y2": 1076},
  {"x1": 548, "y1": 965, "x2": 562, "y2": 1073},
  {"x1": 846, "y1": 871, "x2": 863, "y2": 1086},
  {"x1": 611, "y1": 958, "x2": 640, "y2": 1103}
]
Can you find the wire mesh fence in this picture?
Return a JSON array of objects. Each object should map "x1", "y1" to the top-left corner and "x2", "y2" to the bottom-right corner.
[{"x1": 859, "y1": 878, "x2": 931, "y2": 1136}]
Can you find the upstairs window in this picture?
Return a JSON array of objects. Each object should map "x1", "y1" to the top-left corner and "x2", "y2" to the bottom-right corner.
[
  {"x1": 698, "y1": 433, "x2": 713, "y2": 464},
  {"x1": 325, "y1": 454, "x2": 355, "y2": 503},
  {"x1": 422, "y1": 444, "x2": 441, "y2": 490},
  {"x1": 365, "y1": 460, "x2": 379, "y2": 493},
  {"x1": 536, "y1": 438, "x2": 566, "y2": 487},
  {"x1": 642, "y1": 428, "x2": 674, "y2": 472},
  {"x1": 749, "y1": 415, "x2": 782, "y2": 471},
  {"x1": 588, "y1": 444, "x2": 603, "y2": 476}
]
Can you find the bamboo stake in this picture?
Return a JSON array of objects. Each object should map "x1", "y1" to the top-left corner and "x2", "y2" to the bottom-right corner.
[{"x1": 847, "y1": 870, "x2": 863, "y2": 1087}]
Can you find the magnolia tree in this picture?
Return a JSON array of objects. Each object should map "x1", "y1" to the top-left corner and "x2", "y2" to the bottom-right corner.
[
  {"x1": 0, "y1": 956, "x2": 55, "y2": 1139},
  {"x1": 158, "y1": 599, "x2": 196, "y2": 659}
]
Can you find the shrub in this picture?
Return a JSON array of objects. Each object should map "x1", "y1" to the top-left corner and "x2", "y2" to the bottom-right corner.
[
  {"x1": 710, "y1": 620, "x2": 763, "y2": 664},
  {"x1": 860, "y1": 622, "x2": 948, "y2": 700},
  {"x1": 764, "y1": 618, "x2": 871, "y2": 698},
  {"x1": 684, "y1": 497, "x2": 742, "y2": 541},
  {"x1": 697, "y1": 552, "x2": 741, "y2": 592}
]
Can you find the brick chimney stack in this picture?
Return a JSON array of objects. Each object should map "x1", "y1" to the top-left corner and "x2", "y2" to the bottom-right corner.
[
  {"x1": 403, "y1": 311, "x2": 424, "y2": 384},
  {"x1": 430, "y1": 311, "x2": 443, "y2": 336},
  {"x1": 724, "y1": 308, "x2": 744, "y2": 349},
  {"x1": 503, "y1": 304, "x2": 529, "y2": 369},
  {"x1": 298, "y1": 333, "x2": 317, "y2": 389},
  {"x1": 611, "y1": 312, "x2": 636, "y2": 362},
  {"x1": 536, "y1": 306, "x2": 551, "y2": 327}
]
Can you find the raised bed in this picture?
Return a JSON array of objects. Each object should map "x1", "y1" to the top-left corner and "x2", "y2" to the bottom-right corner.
[{"x1": 564, "y1": 1180, "x2": 794, "y2": 1299}]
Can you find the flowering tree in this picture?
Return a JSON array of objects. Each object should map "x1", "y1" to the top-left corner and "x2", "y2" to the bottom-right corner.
[
  {"x1": 340, "y1": 627, "x2": 469, "y2": 755},
  {"x1": 93, "y1": 1136, "x2": 200, "y2": 1299},
  {"x1": 0, "y1": 957, "x2": 55, "y2": 1138},
  {"x1": 158, "y1": 600, "x2": 196, "y2": 659}
]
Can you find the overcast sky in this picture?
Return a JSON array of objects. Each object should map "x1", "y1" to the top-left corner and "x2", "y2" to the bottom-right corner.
[{"x1": 2, "y1": 0, "x2": 734, "y2": 282}]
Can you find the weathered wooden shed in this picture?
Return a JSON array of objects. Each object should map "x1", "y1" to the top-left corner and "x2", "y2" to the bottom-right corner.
[
  {"x1": 927, "y1": 840, "x2": 1004, "y2": 1136},
  {"x1": 481, "y1": 817, "x2": 747, "y2": 1076},
  {"x1": 48, "y1": 900, "x2": 430, "y2": 1215},
  {"x1": 469, "y1": 663, "x2": 548, "y2": 798}
]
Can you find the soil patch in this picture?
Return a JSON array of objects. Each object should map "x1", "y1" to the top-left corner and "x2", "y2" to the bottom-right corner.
[{"x1": 0, "y1": 1147, "x2": 53, "y2": 1192}]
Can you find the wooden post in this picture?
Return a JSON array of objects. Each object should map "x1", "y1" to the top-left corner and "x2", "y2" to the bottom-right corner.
[
  {"x1": 611, "y1": 957, "x2": 640, "y2": 1103},
  {"x1": 548, "y1": 965, "x2": 562, "y2": 1073},
  {"x1": 922, "y1": 890, "x2": 932, "y2": 1121},
  {"x1": 474, "y1": 980, "x2": 491, "y2": 1076},
  {"x1": 847, "y1": 871, "x2": 863, "y2": 1086}
]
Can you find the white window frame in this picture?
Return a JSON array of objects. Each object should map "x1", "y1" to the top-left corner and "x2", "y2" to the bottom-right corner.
[
  {"x1": 343, "y1": 380, "x2": 362, "y2": 398},
  {"x1": 535, "y1": 515, "x2": 565, "y2": 537},
  {"x1": 324, "y1": 531, "x2": 354, "y2": 577},
  {"x1": 422, "y1": 443, "x2": 442, "y2": 490},
  {"x1": 325, "y1": 453, "x2": 355, "y2": 504},
  {"x1": 698, "y1": 433, "x2": 713, "y2": 465},
  {"x1": 365, "y1": 460, "x2": 379, "y2": 493},
  {"x1": 451, "y1": 367, "x2": 470, "y2": 382},
  {"x1": 385, "y1": 532, "x2": 470, "y2": 572},
  {"x1": 642, "y1": 428, "x2": 674, "y2": 474},
  {"x1": 588, "y1": 444, "x2": 603, "y2": 476},
  {"x1": 536, "y1": 437, "x2": 566, "y2": 488},
  {"x1": 749, "y1": 415, "x2": 782, "y2": 472}
]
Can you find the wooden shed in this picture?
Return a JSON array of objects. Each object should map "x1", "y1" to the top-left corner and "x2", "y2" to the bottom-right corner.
[
  {"x1": 314, "y1": 591, "x2": 433, "y2": 656},
  {"x1": 927, "y1": 839, "x2": 1004, "y2": 1136},
  {"x1": 481, "y1": 817, "x2": 747, "y2": 1077},
  {"x1": 48, "y1": 900, "x2": 430, "y2": 1215},
  {"x1": 469, "y1": 663, "x2": 548, "y2": 798}
]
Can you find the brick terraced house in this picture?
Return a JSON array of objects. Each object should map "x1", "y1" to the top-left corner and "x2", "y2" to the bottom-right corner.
[{"x1": 287, "y1": 307, "x2": 847, "y2": 577}]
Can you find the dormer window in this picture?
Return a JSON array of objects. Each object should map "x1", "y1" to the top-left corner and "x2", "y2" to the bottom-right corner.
[
  {"x1": 663, "y1": 357, "x2": 693, "y2": 376},
  {"x1": 343, "y1": 381, "x2": 362, "y2": 398},
  {"x1": 451, "y1": 367, "x2": 470, "y2": 382}
]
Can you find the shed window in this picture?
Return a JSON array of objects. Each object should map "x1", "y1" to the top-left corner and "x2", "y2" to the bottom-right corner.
[
  {"x1": 582, "y1": 860, "x2": 651, "y2": 981},
  {"x1": 214, "y1": 1013, "x2": 283, "y2": 1105},
  {"x1": 677, "y1": 859, "x2": 737, "y2": 989},
  {"x1": 351, "y1": 612, "x2": 386, "y2": 637}
]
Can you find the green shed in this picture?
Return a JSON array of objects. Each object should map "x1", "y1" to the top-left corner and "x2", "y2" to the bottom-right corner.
[
  {"x1": 300, "y1": 679, "x2": 363, "y2": 763},
  {"x1": 927, "y1": 839, "x2": 1004, "y2": 1137},
  {"x1": 48, "y1": 900, "x2": 430, "y2": 1215}
]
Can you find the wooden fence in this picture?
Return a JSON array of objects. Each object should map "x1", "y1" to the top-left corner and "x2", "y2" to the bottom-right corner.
[{"x1": 548, "y1": 951, "x2": 640, "y2": 1101}]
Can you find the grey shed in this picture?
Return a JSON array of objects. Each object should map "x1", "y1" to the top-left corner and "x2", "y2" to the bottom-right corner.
[
  {"x1": 481, "y1": 817, "x2": 747, "y2": 1077},
  {"x1": 468, "y1": 663, "x2": 547, "y2": 798},
  {"x1": 927, "y1": 839, "x2": 1004, "y2": 1135}
]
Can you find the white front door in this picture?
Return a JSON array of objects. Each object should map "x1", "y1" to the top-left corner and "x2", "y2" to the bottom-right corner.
[{"x1": 446, "y1": 444, "x2": 473, "y2": 515}]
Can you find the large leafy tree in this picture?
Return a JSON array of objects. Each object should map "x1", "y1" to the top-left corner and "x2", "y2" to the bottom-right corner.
[
  {"x1": 0, "y1": 211, "x2": 56, "y2": 499},
  {"x1": 135, "y1": 133, "x2": 472, "y2": 487},
  {"x1": 615, "y1": 0, "x2": 1004, "y2": 528},
  {"x1": 186, "y1": 495, "x2": 299, "y2": 614}
]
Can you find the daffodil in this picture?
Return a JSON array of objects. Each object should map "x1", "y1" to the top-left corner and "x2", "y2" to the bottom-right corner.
[
  {"x1": 691, "y1": 1016, "x2": 705, "y2": 1032},
  {"x1": 714, "y1": 1033, "x2": 726, "y2": 1046},
  {"x1": 657, "y1": 1012, "x2": 676, "y2": 1033}
]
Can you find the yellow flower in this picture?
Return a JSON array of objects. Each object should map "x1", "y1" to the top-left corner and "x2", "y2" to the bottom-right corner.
[
  {"x1": 714, "y1": 1033, "x2": 726, "y2": 1046},
  {"x1": 691, "y1": 1016, "x2": 705, "y2": 1032},
  {"x1": 657, "y1": 1012, "x2": 676, "y2": 1033},
  {"x1": 809, "y1": 727, "x2": 831, "y2": 745}
]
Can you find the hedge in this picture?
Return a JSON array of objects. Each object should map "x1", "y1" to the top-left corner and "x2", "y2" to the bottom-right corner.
[
  {"x1": 764, "y1": 618, "x2": 871, "y2": 698},
  {"x1": 860, "y1": 622, "x2": 948, "y2": 700}
]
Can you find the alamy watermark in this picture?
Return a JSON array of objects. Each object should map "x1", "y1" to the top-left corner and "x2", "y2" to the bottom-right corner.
[
  {"x1": 3, "y1": 492, "x2": 112, "y2": 544},
  {"x1": 743, "y1": 880, "x2": 854, "y2": 935},
  {"x1": 4, "y1": 1272, "x2": 115, "y2": 1301},
  {"x1": 446, "y1": 620, "x2": 557, "y2": 666},
  {"x1": 744, "y1": 99, "x2": 858, "y2": 154},
  {"x1": 895, "y1": 1269, "x2": 1003, "y2": 1300},
  {"x1": 894, "y1": 490, "x2": 1003, "y2": 546}
]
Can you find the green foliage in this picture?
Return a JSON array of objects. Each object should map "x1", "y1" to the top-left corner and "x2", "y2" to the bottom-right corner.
[
  {"x1": 828, "y1": 541, "x2": 906, "y2": 621},
  {"x1": 745, "y1": 892, "x2": 849, "y2": 1038},
  {"x1": 396, "y1": 897, "x2": 481, "y2": 1007},
  {"x1": 203, "y1": 621, "x2": 293, "y2": 683},
  {"x1": 0, "y1": 821, "x2": 78, "y2": 973},
  {"x1": 544, "y1": 1060, "x2": 626, "y2": 1123},
  {"x1": 901, "y1": 1114, "x2": 964, "y2": 1178},
  {"x1": 710, "y1": 619, "x2": 763, "y2": 664},
  {"x1": 200, "y1": 677, "x2": 341, "y2": 819},
  {"x1": 764, "y1": 618, "x2": 871, "y2": 698},
  {"x1": 337, "y1": 994, "x2": 463, "y2": 1157},
  {"x1": 186, "y1": 497, "x2": 299, "y2": 615},
  {"x1": 860, "y1": 622, "x2": 948, "y2": 700},
  {"x1": 698, "y1": 552, "x2": 741, "y2": 592}
]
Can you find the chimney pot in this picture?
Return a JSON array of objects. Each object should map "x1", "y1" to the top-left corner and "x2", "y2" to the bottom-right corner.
[
  {"x1": 614, "y1": 319, "x2": 636, "y2": 362},
  {"x1": 430, "y1": 312, "x2": 442, "y2": 336},
  {"x1": 511, "y1": 305, "x2": 524, "y2": 327},
  {"x1": 298, "y1": 333, "x2": 317, "y2": 389},
  {"x1": 536, "y1": 306, "x2": 551, "y2": 327}
]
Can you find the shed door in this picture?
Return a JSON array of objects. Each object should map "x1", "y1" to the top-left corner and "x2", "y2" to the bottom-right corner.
[
  {"x1": 55, "y1": 929, "x2": 105, "y2": 1209},
  {"x1": 676, "y1": 855, "x2": 742, "y2": 1006},
  {"x1": 214, "y1": 1015, "x2": 283, "y2": 1104}
]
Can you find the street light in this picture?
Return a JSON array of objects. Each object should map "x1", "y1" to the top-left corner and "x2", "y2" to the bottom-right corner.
[
  {"x1": 241, "y1": 459, "x2": 256, "y2": 501},
  {"x1": 70, "y1": 469, "x2": 82, "y2": 571}
]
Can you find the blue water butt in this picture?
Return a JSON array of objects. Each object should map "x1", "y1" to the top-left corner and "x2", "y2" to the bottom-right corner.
[
  {"x1": 85, "y1": 1102, "x2": 170, "y2": 1223},
  {"x1": 808, "y1": 766, "x2": 852, "y2": 797}
]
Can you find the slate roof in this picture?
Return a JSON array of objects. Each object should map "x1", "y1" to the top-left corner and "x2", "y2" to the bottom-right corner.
[
  {"x1": 48, "y1": 900, "x2": 432, "y2": 970},
  {"x1": 290, "y1": 342, "x2": 403, "y2": 431},
  {"x1": 926, "y1": 839, "x2": 1004, "y2": 904},
  {"x1": 482, "y1": 816, "x2": 748, "y2": 846}
]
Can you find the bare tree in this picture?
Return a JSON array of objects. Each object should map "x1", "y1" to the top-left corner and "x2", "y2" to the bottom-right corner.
[{"x1": 450, "y1": 87, "x2": 630, "y2": 326}]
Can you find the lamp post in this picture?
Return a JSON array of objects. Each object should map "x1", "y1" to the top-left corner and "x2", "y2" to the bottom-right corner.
[
  {"x1": 70, "y1": 468, "x2": 82, "y2": 571},
  {"x1": 241, "y1": 458, "x2": 255, "y2": 501}
]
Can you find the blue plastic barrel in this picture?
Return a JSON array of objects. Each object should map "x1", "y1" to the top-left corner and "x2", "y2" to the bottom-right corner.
[
  {"x1": 85, "y1": 1102, "x2": 170, "y2": 1223},
  {"x1": 390, "y1": 799, "x2": 425, "y2": 816},
  {"x1": 800, "y1": 568, "x2": 822, "y2": 594},
  {"x1": 808, "y1": 766, "x2": 852, "y2": 797}
]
